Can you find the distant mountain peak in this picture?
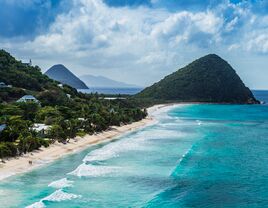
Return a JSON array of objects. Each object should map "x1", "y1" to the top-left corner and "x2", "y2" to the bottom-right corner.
[
  {"x1": 203, "y1": 53, "x2": 221, "y2": 58},
  {"x1": 80, "y1": 74, "x2": 140, "y2": 88},
  {"x1": 45, "y1": 65, "x2": 88, "y2": 89},
  {"x1": 136, "y1": 54, "x2": 259, "y2": 104}
]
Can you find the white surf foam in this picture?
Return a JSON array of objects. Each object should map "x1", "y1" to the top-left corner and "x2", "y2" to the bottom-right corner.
[
  {"x1": 83, "y1": 135, "x2": 146, "y2": 162},
  {"x1": 196, "y1": 120, "x2": 202, "y2": 125},
  {"x1": 169, "y1": 146, "x2": 194, "y2": 177},
  {"x1": 83, "y1": 126, "x2": 185, "y2": 163},
  {"x1": 26, "y1": 201, "x2": 45, "y2": 208},
  {"x1": 68, "y1": 163, "x2": 120, "y2": 177},
  {"x1": 43, "y1": 189, "x2": 81, "y2": 202},
  {"x1": 26, "y1": 189, "x2": 81, "y2": 208},
  {"x1": 178, "y1": 146, "x2": 193, "y2": 165},
  {"x1": 83, "y1": 143, "x2": 119, "y2": 162},
  {"x1": 48, "y1": 178, "x2": 74, "y2": 189},
  {"x1": 149, "y1": 104, "x2": 187, "y2": 119},
  {"x1": 82, "y1": 104, "x2": 186, "y2": 163}
]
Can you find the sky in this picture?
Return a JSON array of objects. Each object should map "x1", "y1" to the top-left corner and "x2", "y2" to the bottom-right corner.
[{"x1": 0, "y1": 0, "x2": 268, "y2": 89}]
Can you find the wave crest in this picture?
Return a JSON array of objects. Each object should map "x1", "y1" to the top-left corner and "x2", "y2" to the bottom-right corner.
[
  {"x1": 26, "y1": 189, "x2": 81, "y2": 208},
  {"x1": 68, "y1": 163, "x2": 120, "y2": 177},
  {"x1": 48, "y1": 178, "x2": 74, "y2": 189}
]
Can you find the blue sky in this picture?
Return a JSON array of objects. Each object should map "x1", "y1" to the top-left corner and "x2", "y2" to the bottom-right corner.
[{"x1": 1, "y1": 0, "x2": 268, "y2": 89}]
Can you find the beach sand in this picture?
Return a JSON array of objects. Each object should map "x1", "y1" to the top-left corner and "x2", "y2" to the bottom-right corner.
[{"x1": 0, "y1": 105, "x2": 168, "y2": 181}]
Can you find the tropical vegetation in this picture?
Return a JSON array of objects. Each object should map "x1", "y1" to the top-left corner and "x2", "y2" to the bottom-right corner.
[
  {"x1": 0, "y1": 50, "x2": 147, "y2": 161},
  {"x1": 136, "y1": 54, "x2": 259, "y2": 104}
]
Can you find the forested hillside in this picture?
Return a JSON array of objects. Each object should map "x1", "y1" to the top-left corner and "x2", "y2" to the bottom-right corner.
[
  {"x1": 136, "y1": 54, "x2": 259, "y2": 104},
  {"x1": 0, "y1": 50, "x2": 147, "y2": 160}
]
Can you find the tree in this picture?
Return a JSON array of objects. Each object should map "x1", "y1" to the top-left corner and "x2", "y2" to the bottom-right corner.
[
  {"x1": 48, "y1": 124, "x2": 67, "y2": 143},
  {"x1": 0, "y1": 104, "x2": 23, "y2": 117},
  {"x1": 0, "y1": 143, "x2": 11, "y2": 162},
  {"x1": 16, "y1": 102, "x2": 40, "y2": 121},
  {"x1": 64, "y1": 119, "x2": 81, "y2": 142},
  {"x1": 0, "y1": 116, "x2": 31, "y2": 142},
  {"x1": 36, "y1": 106, "x2": 62, "y2": 125}
]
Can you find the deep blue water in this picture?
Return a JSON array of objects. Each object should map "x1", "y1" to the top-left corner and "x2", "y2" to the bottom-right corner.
[
  {"x1": 78, "y1": 87, "x2": 143, "y2": 95},
  {"x1": 0, "y1": 90, "x2": 268, "y2": 207},
  {"x1": 253, "y1": 90, "x2": 268, "y2": 104},
  {"x1": 78, "y1": 89, "x2": 266, "y2": 98}
]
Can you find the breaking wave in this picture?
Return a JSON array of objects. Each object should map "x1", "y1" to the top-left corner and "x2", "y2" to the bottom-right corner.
[
  {"x1": 26, "y1": 189, "x2": 81, "y2": 208},
  {"x1": 68, "y1": 163, "x2": 120, "y2": 177},
  {"x1": 48, "y1": 178, "x2": 74, "y2": 189}
]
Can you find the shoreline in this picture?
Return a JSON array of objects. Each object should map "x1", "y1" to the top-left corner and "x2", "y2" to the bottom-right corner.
[{"x1": 0, "y1": 104, "x2": 171, "y2": 181}]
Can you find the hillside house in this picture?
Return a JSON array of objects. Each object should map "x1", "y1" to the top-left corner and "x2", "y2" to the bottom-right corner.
[{"x1": 17, "y1": 95, "x2": 40, "y2": 103}]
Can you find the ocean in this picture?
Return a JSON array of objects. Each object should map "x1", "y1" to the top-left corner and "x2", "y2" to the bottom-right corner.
[
  {"x1": 78, "y1": 89, "x2": 268, "y2": 102},
  {"x1": 0, "y1": 91, "x2": 268, "y2": 207},
  {"x1": 253, "y1": 90, "x2": 268, "y2": 104},
  {"x1": 78, "y1": 88, "x2": 143, "y2": 95}
]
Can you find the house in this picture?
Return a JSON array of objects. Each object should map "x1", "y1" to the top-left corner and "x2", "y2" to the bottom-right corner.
[
  {"x1": 103, "y1": 97, "x2": 126, "y2": 100},
  {"x1": 0, "y1": 82, "x2": 12, "y2": 88},
  {"x1": 22, "y1": 59, "x2": 32, "y2": 67},
  {"x1": 17, "y1": 95, "x2": 40, "y2": 103},
  {"x1": 0, "y1": 82, "x2": 7, "y2": 88},
  {"x1": 0, "y1": 124, "x2": 7, "y2": 133},
  {"x1": 32, "y1": 123, "x2": 51, "y2": 137}
]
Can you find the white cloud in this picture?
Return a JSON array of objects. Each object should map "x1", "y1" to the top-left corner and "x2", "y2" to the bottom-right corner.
[
  {"x1": 151, "y1": 11, "x2": 222, "y2": 40},
  {"x1": 228, "y1": 43, "x2": 240, "y2": 51},
  {"x1": 19, "y1": 0, "x2": 225, "y2": 85},
  {"x1": 1, "y1": 0, "x2": 268, "y2": 87},
  {"x1": 247, "y1": 33, "x2": 268, "y2": 53},
  {"x1": 225, "y1": 16, "x2": 238, "y2": 32}
]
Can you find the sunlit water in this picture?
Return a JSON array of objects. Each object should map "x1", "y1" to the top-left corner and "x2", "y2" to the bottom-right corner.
[{"x1": 1, "y1": 104, "x2": 268, "y2": 208}]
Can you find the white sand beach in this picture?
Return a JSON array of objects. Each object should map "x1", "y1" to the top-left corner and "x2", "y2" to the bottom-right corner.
[{"x1": 0, "y1": 105, "x2": 170, "y2": 181}]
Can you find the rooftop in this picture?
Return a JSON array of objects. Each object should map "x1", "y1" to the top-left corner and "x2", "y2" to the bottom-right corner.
[
  {"x1": 0, "y1": 124, "x2": 7, "y2": 132},
  {"x1": 32, "y1": 123, "x2": 51, "y2": 132},
  {"x1": 17, "y1": 95, "x2": 40, "y2": 103}
]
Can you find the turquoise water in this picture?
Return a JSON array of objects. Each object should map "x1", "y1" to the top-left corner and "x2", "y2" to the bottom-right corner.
[{"x1": 1, "y1": 104, "x2": 268, "y2": 207}]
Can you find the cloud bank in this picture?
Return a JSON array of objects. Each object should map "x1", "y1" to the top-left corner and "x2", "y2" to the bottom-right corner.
[{"x1": 1, "y1": 0, "x2": 268, "y2": 88}]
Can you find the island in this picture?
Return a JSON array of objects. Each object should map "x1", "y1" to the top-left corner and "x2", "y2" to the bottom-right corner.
[
  {"x1": 45, "y1": 64, "x2": 89, "y2": 89},
  {"x1": 136, "y1": 54, "x2": 259, "y2": 104}
]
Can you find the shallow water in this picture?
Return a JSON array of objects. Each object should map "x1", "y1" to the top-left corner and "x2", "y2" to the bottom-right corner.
[{"x1": 1, "y1": 104, "x2": 268, "y2": 208}]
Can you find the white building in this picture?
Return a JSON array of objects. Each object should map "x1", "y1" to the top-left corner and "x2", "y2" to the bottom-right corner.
[
  {"x1": 0, "y1": 82, "x2": 7, "y2": 88},
  {"x1": 32, "y1": 123, "x2": 50, "y2": 132},
  {"x1": 32, "y1": 123, "x2": 51, "y2": 137},
  {"x1": 22, "y1": 59, "x2": 32, "y2": 67},
  {"x1": 58, "y1": 83, "x2": 63, "y2": 88},
  {"x1": 17, "y1": 95, "x2": 40, "y2": 103}
]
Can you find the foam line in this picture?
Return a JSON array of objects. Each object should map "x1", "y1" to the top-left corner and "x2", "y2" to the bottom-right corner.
[
  {"x1": 25, "y1": 189, "x2": 81, "y2": 208},
  {"x1": 48, "y1": 178, "x2": 74, "y2": 189}
]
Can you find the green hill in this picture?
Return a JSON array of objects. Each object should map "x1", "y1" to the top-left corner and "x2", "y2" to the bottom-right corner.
[
  {"x1": 0, "y1": 50, "x2": 79, "y2": 103},
  {"x1": 136, "y1": 54, "x2": 259, "y2": 104},
  {"x1": 0, "y1": 50, "x2": 146, "y2": 160},
  {"x1": 0, "y1": 50, "x2": 53, "y2": 91}
]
